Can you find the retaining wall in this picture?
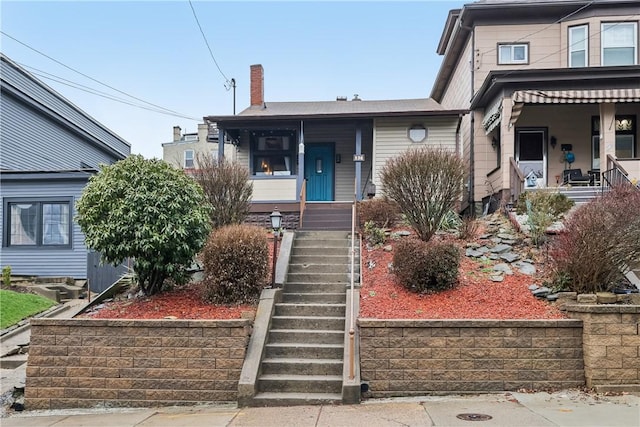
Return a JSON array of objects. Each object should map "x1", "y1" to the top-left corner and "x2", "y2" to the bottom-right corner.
[
  {"x1": 359, "y1": 319, "x2": 584, "y2": 398},
  {"x1": 26, "y1": 318, "x2": 251, "y2": 409}
]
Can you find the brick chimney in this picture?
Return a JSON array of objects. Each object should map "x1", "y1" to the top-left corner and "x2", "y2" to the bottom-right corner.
[
  {"x1": 250, "y1": 64, "x2": 264, "y2": 107},
  {"x1": 173, "y1": 125, "x2": 182, "y2": 142}
]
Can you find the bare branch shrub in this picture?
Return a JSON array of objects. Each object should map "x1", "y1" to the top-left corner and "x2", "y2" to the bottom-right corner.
[
  {"x1": 191, "y1": 153, "x2": 253, "y2": 229},
  {"x1": 380, "y1": 148, "x2": 465, "y2": 242},
  {"x1": 358, "y1": 198, "x2": 400, "y2": 229},
  {"x1": 550, "y1": 185, "x2": 640, "y2": 293}
]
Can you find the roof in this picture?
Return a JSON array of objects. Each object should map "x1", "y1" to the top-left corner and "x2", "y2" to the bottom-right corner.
[{"x1": 206, "y1": 99, "x2": 466, "y2": 124}]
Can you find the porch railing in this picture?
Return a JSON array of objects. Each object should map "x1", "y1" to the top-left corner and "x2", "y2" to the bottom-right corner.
[
  {"x1": 602, "y1": 154, "x2": 634, "y2": 190},
  {"x1": 509, "y1": 157, "x2": 525, "y2": 203},
  {"x1": 348, "y1": 179, "x2": 358, "y2": 380},
  {"x1": 299, "y1": 179, "x2": 307, "y2": 228}
]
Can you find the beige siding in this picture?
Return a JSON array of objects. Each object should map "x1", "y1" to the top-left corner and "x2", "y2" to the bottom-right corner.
[
  {"x1": 474, "y1": 24, "x2": 561, "y2": 89},
  {"x1": 251, "y1": 177, "x2": 297, "y2": 202},
  {"x1": 163, "y1": 140, "x2": 236, "y2": 168},
  {"x1": 618, "y1": 159, "x2": 640, "y2": 184},
  {"x1": 473, "y1": 109, "x2": 502, "y2": 201},
  {"x1": 441, "y1": 38, "x2": 473, "y2": 109},
  {"x1": 373, "y1": 117, "x2": 459, "y2": 195}
]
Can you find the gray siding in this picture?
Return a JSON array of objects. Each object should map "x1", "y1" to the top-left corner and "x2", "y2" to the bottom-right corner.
[
  {"x1": 1, "y1": 94, "x2": 120, "y2": 171},
  {"x1": 0, "y1": 178, "x2": 88, "y2": 278},
  {"x1": 0, "y1": 56, "x2": 130, "y2": 159}
]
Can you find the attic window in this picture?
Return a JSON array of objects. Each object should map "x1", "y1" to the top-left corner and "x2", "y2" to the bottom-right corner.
[
  {"x1": 408, "y1": 125, "x2": 427, "y2": 143},
  {"x1": 498, "y1": 43, "x2": 529, "y2": 64}
]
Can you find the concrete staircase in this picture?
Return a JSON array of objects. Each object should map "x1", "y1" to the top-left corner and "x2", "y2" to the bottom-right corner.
[
  {"x1": 300, "y1": 203, "x2": 352, "y2": 231},
  {"x1": 251, "y1": 231, "x2": 357, "y2": 406},
  {"x1": 556, "y1": 186, "x2": 603, "y2": 205}
]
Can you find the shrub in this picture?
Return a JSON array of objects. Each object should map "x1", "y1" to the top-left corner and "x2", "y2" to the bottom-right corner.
[
  {"x1": 201, "y1": 224, "x2": 268, "y2": 304},
  {"x1": 2, "y1": 266, "x2": 11, "y2": 287},
  {"x1": 76, "y1": 155, "x2": 211, "y2": 296},
  {"x1": 515, "y1": 191, "x2": 573, "y2": 216},
  {"x1": 393, "y1": 238, "x2": 460, "y2": 293},
  {"x1": 358, "y1": 198, "x2": 400, "y2": 229},
  {"x1": 191, "y1": 154, "x2": 253, "y2": 229},
  {"x1": 550, "y1": 185, "x2": 640, "y2": 293},
  {"x1": 458, "y1": 216, "x2": 480, "y2": 240},
  {"x1": 381, "y1": 148, "x2": 464, "y2": 242},
  {"x1": 363, "y1": 221, "x2": 387, "y2": 246},
  {"x1": 518, "y1": 190, "x2": 574, "y2": 247},
  {"x1": 438, "y1": 210, "x2": 462, "y2": 232}
]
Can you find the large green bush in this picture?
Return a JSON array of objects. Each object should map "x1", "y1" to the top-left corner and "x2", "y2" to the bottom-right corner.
[
  {"x1": 392, "y1": 238, "x2": 460, "y2": 293},
  {"x1": 381, "y1": 148, "x2": 464, "y2": 242},
  {"x1": 76, "y1": 155, "x2": 211, "y2": 296},
  {"x1": 191, "y1": 154, "x2": 253, "y2": 229},
  {"x1": 201, "y1": 224, "x2": 268, "y2": 304},
  {"x1": 550, "y1": 185, "x2": 640, "y2": 293}
]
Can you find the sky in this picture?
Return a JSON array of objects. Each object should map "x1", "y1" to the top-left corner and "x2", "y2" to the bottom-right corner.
[{"x1": 1, "y1": 1, "x2": 466, "y2": 159}]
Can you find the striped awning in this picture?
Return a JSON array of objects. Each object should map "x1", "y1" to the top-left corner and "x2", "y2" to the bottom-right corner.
[
  {"x1": 482, "y1": 98, "x2": 502, "y2": 134},
  {"x1": 509, "y1": 88, "x2": 640, "y2": 127}
]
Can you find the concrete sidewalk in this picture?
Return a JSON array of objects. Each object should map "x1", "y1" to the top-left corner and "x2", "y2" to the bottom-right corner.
[{"x1": 2, "y1": 391, "x2": 638, "y2": 427}]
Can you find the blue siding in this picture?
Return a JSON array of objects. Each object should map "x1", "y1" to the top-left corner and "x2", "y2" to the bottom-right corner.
[{"x1": 0, "y1": 179, "x2": 88, "y2": 278}]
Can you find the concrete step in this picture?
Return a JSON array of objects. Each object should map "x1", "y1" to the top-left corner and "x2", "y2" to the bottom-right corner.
[
  {"x1": 268, "y1": 329, "x2": 344, "y2": 345},
  {"x1": 251, "y1": 391, "x2": 342, "y2": 406},
  {"x1": 295, "y1": 231, "x2": 353, "y2": 240},
  {"x1": 285, "y1": 272, "x2": 351, "y2": 284},
  {"x1": 274, "y1": 303, "x2": 345, "y2": 317},
  {"x1": 288, "y1": 263, "x2": 357, "y2": 274},
  {"x1": 299, "y1": 223, "x2": 352, "y2": 231},
  {"x1": 271, "y1": 316, "x2": 345, "y2": 331},
  {"x1": 293, "y1": 239, "x2": 350, "y2": 248},
  {"x1": 281, "y1": 292, "x2": 345, "y2": 304},
  {"x1": 290, "y1": 247, "x2": 351, "y2": 257},
  {"x1": 265, "y1": 342, "x2": 343, "y2": 359},
  {"x1": 289, "y1": 255, "x2": 355, "y2": 265},
  {"x1": 258, "y1": 374, "x2": 342, "y2": 394},
  {"x1": 282, "y1": 283, "x2": 347, "y2": 293},
  {"x1": 261, "y1": 358, "x2": 343, "y2": 376}
]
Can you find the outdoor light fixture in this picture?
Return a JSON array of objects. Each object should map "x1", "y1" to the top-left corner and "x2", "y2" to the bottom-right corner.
[
  {"x1": 270, "y1": 208, "x2": 282, "y2": 287},
  {"x1": 550, "y1": 136, "x2": 557, "y2": 149},
  {"x1": 491, "y1": 136, "x2": 499, "y2": 149}
]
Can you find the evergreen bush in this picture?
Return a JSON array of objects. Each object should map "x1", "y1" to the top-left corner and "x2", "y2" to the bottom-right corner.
[{"x1": 393, "y1": 238, "x2": 460, "y2": 293}]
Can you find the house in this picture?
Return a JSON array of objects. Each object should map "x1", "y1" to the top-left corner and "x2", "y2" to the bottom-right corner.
[
  {"x1": 206, "y1": 64, "x2": 466, "y2": 228},
  {"x1": 0, "y1": 54, "x2": 131, "y2": 288},
  {"x1": 162, "y1": 122, "x2": 236, "y2": 170},
  {"x1": 432, "y1": 0, "x2": 640, "y2": 213}
]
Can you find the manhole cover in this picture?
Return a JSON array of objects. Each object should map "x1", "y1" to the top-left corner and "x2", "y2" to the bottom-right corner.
[{"x1": 456, "y1": 413, "x2": 493, "y2": 421}]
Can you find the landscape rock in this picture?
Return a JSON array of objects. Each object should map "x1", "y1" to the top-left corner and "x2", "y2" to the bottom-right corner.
[
  {"x1": 500, "y1": 252, "x2": 520, "y2": 263},
  {"x1": 514, "y1": 261, "x2": 536, "y2": 275},
  {"x1": 490, "y1": 244, "x2": 513, "y2": 254},
  {"x1": 546, "y1": 293, "x2": 559, "y2": 301},
  {"x1": 596, "y1": 292, "x2": 617, "y2": 304},
  {"x1": 577, "y1": 294, "x2": 598, "y2": 304},
  {"x1": 490, "y1": 274, "x2": 504, "y2": 282},
  {"x1": 395, "y1": 230, "x2": 411, "y2": 237},
  {"x1": 383, "y1": 245, "x2": 393, "y2": 252},
  {"x1": 490, "y1": 237, "x2": 502, "y2": 243},
  {"x1": 466, "y1": 248, "x2": 484, "y2": 258},
  {"x1": 497, "y1": 233, "x2": 517, "y2": 240},
  {"x1": 493, "y1": 263, "x2": 513, "y2": 275},
  {"x1": 488, "y1": 254, "x2": 500, "y2": 260},
  {"x1": 532, "y1": 287, "x2": 551, "y2": 298},
  {"x1": 529, "y1": 284, "x2": 540, "y2": 291}
]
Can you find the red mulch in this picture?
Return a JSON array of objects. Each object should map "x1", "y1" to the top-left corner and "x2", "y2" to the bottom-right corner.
[
  {"x1": 86, "y1": 225, "x2": 566, "y2": 321},
  {"x1": 359, "y1": 230, "x2": 566, "y2": 320}
]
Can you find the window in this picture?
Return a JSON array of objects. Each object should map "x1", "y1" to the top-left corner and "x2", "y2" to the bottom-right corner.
[
  {"x1": 592, "y1": 115, "x2": 636, "y2": 159},
  {"x1": 569, "y1": 25, "x2": 588, "y2": 67},
  {"x1": 251, "y1": 131, "x2": 296, "y2": 176},
  {"x1": 184, "y1": 150, "x2": 194, "y2": 169},
  {"x1": 4, "y1": 199, "x2": 71, "y2": 247},
  {"x1": 601, "y1": 22, "x2": 638, "y2": 66},
  {"x1": 498, "y1": 43, "x2": 528, "y2": 64}
]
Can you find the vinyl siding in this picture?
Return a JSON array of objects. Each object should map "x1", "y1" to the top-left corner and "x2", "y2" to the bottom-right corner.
[
  {"x1": 373, "y1": 117, "x2": 459, "y2": 195},
  {"x1": 0, "y1": 179, "x2": 88, "y2": 278},
  {"x1": 441, "y1": 38, "x2": 473, "y2": 109},
  {"x1": 1, "y1": 94, "x2": 120, "y2": 171},
  {"x1": 162, "y1": 140, "x2": 237, "y2": 169},
  {"x1": 251, "y1": 177, "x2": 298, "y2": 201},
  {"x1": 0, "y1": 57, "x2": 130, "y2": 157}
]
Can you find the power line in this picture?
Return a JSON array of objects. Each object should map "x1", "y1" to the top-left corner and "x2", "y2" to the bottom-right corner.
[
  {"x1": 187, "y1": 0, "x2": 231, "y2": 85},
  {"x1": 1, "y1": 30, "x2": 189, "y2": 117}
]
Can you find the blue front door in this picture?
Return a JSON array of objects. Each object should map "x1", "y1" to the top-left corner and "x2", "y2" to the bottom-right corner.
[{"x1": 305, "y1": 144, "x2": 334, "y2": 201}]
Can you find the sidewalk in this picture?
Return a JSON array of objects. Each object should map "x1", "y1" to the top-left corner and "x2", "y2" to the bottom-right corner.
[{"x1": 2, "y1": 391, "x2": 638, "y2": 426}]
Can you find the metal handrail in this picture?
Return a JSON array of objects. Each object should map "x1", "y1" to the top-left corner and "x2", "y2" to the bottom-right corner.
[
  {"x1": 602, "y1": 154, "x2": 634, "y2": 189},
  {"x1": 299, "y1": 180, "x2": 307, "y2": 228},
  {"x1": 348, "y1": 180, "x2": 357, "y2": 380}
]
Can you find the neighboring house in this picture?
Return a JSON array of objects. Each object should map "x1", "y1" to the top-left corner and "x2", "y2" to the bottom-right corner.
[
  {"x1": 0, "y1": 53, "x2": 131, "y2": 286},
  {"x1": 162, "y1": 122, "x2": 236, "y2": 170},
  {"x1": 205, "y1": 64, "x2": 465, "y2": 225},
  {"x1": 432, "y1": 0, "x2": 640, "y2": 212}
]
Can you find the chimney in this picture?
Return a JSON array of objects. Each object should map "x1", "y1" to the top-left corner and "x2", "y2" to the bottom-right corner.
[
  {"x1": 250, "y1": 64, "x2": 264, "y2": 107},
  {"x1": 197, "y1": 123, "x2": 208, "y2": 142},
  {"x1": 173, "y1": 125, "x2": 182, "y2": 142}
]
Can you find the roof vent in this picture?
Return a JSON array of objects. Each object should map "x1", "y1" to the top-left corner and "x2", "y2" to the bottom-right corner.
[
  {"x1": 336, "y1": 96, "x2": 348, "y2": 101},
  {"x1": 352, "y1": 94, "x2": 361, "y2": 101}
]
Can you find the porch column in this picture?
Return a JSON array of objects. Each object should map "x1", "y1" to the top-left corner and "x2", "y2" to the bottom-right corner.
[
  {"x1": 217, "y1": 129, "x2": 225, "y2": 163},
  {"x1": 355, "y1": 124, "x2": 362, "y2": 201},
  {"x1": 501, "y1": 98, "x2": 516, "y2": 190},
  {"x1": 599, "y1": 103, "x2": 616, "y2": 171},
  {"x1": 296, "y1": 120, "x2": 305, "y2": 201}
]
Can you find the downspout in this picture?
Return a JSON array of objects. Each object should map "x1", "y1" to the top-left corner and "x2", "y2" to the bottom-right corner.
[
  {"x1": 355, "y1": 123, "x2": 362, "y2": 201},
  {"x1": 468, "y1": 27, "x2": 475, "y2": 213},
  {"x1": 297, "y1": 120, "x2": 305, "y2": 201},
  {"x1": 218, "y1": 128, "x2": 225, "y2": 163}
]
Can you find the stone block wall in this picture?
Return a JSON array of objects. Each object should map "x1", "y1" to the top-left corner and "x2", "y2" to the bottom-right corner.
[
  {"x1": 564, "y1": 304, "x2": 640, "y2": 392},
  {"x1": 26, "y1": 318, "x2": 251, "y2": 410},
  {"x1": 359, "y1": 319, "x2": 584, "y2": 398}
]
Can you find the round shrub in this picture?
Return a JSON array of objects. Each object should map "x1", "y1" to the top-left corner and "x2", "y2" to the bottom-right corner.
[
  {"x1": 392, "y1": 239, "x2": 460, "y2": 293},
  {"x1": 201, "y1": 224, "x2": 268, "y2": 304}
]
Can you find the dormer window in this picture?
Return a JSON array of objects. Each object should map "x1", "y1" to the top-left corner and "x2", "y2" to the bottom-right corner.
[{"x1": 498, "y1": 43, "x2": 529, "y2": 65}]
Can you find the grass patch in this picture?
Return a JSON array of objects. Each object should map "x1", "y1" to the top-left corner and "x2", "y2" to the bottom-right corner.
[{"x1": 0, "y1": 289, "x2": 57, "y2": 329}]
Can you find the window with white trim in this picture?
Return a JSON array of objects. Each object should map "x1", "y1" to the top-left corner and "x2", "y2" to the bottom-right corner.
[
  {"x1": 184, "y1": 149, "x2": 194, "y2": 169},
  {"x1": 498, "y1": 43, "x2": 528, "y2": 64},
  {"x1": 569, "y1": 25, "x2": 588, "y2": 67},
  {"x1": 4, "y1": 199, "x2": 72, "y2": 247},
  {"x1": 601, "y1": 22, "x2": 638, "y2": 66}
]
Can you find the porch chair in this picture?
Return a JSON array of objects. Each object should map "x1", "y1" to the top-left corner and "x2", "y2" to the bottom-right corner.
[{"x1": 562, "y1": 168, "x2": 592, "y2": 186}]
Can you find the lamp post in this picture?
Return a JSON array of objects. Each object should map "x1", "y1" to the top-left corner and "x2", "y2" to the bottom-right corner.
[{"x1": 270, "y1": 208, "x2": 282, "y2": 287}]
